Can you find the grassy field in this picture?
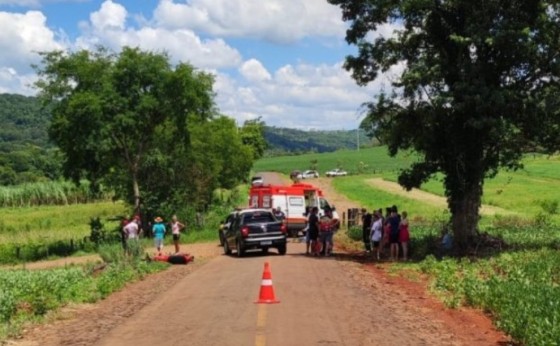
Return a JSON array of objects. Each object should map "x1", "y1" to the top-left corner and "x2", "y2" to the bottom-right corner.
[
  {"x1": 254, "y1": 146, "x2": 419, "y2": 176},
  {"x1": 0, "y1": 201, "x2": 127, "y2": 245}
]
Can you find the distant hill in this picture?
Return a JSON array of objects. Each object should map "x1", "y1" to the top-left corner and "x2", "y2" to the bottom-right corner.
[
  {"x1": 264, "y1": 126, "x2": 371, "y2": 156},
  {"x1": 0, "y1": 93, "x2": 60, "y2": 184}
]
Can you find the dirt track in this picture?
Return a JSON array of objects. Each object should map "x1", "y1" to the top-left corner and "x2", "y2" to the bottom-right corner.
[
  {"x1": 6, "y1": 173, "x2": 512, "y2": 346},
  {"x1": 366, "y1": 178, "x2": 513, "y2": 216}
]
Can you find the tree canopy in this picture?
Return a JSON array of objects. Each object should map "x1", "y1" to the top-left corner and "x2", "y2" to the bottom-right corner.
[
  {"x1": 34, "y1": 47, "x2": 255, "y2": 216},
  {"x1": 329, "y1": 0, "x2": 560, "y2": 251}
]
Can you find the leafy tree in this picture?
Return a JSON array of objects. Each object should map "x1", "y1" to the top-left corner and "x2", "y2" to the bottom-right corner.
[
  {"x1": 34, "y1": 47, "x2": 215, "y2": 212},
  {"x1": 239, "y1": 117, "x2": 267, "y2": 160},
  {"x1": 329, "y1": 0, "x2": 560, "y2": 251}
]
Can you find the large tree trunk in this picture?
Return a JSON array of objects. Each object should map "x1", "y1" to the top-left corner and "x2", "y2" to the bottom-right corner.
[{"x1": 447, "y1": 181, "x2": 482, "y2": 253}]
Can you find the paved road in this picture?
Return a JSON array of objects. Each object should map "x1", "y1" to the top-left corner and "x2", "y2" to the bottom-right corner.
[{"x1": 95, "y1": 242, "x2": 462, "y2": 346}]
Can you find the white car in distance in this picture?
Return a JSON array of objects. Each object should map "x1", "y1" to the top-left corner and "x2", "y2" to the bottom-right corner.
[
  {"x1": 297, "y1": 170, "x2": 320, "y2": 179},
  {"x1": 325, "y1": 168, "x2": 347, "y2": 177}
]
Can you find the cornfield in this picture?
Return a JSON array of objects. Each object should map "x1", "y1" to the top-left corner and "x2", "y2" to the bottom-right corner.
[{"x1": 0, "y1": 181, "x2": 109, "y2": 207}]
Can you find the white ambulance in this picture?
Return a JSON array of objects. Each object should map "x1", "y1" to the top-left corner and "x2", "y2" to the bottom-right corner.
[{"x1": 248, "y1": 182, "x2": 338, "y2": 237}]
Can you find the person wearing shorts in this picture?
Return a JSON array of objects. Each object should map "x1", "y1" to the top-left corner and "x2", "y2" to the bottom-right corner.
[
  {"x1": 171, "y1": 215, "x2": 185, "y2": 254},
  {"x1": 152, "y1": 216, "x2": 166, "y2": 254}
]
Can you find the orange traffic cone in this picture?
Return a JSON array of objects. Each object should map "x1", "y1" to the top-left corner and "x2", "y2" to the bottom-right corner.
[{"x1": 255, "y1": 262, "x2": 280, "y2": 304}]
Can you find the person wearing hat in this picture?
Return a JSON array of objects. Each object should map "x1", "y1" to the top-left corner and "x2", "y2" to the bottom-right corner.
[{"x1": 152, "y1": 216, "x2": 166, "y2": 254}]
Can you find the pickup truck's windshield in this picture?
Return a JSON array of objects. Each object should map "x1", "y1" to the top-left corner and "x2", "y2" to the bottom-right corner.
[{"x1": 242, "y1": 212, "x2": 275, "y2": 224}]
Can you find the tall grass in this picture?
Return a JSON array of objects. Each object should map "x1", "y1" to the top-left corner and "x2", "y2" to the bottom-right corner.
[
  {"x1": 0, "y1": 180, "x2": 109, "y2": 207},
  {"x1": 0, "y1": 201, "x2": 127, "y2": 264}
]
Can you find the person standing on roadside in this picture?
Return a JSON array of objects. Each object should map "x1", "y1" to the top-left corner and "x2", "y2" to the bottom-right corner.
[
  {"x1": 171, "y1": 215, "x2": 185, "y2": 254},
  {"x1": 308, "y1": 207, "x2": 320, "y2": 256},
  {"x1": 303, "y1": 206, "x2": 312, "y2": 254},
  {"x1": 399, "y1": 211, "x2": 410, "y2": 261},
  {"x1": 361, "y1": 208, "x2": 373, "y2": 253},
  {"x1": 123, "y1": 218, "x2": 140, "y2": 254},
  {"x1": 121, "y1": 216, "x2": 130, "y2": 250},
  {"x1": 370, "y1": 211, "x2": 383, "y2": 260},
  {"x1": 152, "y1": 216, "x2": 166, "y2": 254},
  {"x1": 388, "y1": 206, "x2": 401, "y2": 261},
  {"x1": 319, "y1": 209, "x2": 337, "y2": 256}
]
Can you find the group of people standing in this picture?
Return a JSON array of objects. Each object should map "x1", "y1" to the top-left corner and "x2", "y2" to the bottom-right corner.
[
  {"x1": 362, "y1": 206, "x2": 409, "y2": 261},
  {"x1": 305, "y1": 207, "x2": 340, "y2": 257},
  {"x1": 122, "y1": 214, "x2": 186, "y2": 255}
]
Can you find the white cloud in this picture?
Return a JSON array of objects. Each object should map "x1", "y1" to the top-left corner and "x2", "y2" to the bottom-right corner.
[
  {"x1": 75, "y1": 0, "x2": 242, "y2": 69},
  {"x1": 0, "y1": 8, "x2": 70, "y2": 96},
  {"x1": 89, "y1": 0, "x2": 126, "y2": 31},
  {"x1": 0, "y1": 67, "x2": 37, "y2": 95},
  {"x1": 153, "y1": 0, "x2": 346, "y2": 43},
  {"x1": 215, "y1": 60, "x2": 384, "y2": 130},
  {"x1": 239, "y1": 59, "x2": 271, "y2": 83},
  {"x1": 0, "y1": 11, "x2": 64, "y2": 72}
]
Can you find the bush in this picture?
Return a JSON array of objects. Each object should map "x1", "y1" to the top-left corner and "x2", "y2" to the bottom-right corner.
[{"x1": 347, "y1": 225, "x2": 362, "y2": 241}]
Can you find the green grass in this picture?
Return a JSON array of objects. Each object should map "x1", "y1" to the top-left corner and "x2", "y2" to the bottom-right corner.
[
  {"x1": 377, "y1": 155, "x2": 560, "y2": 223},
  {"x1": 332, "y1": 175, "x2": 447, "y2": 221},
  {"x1": 253, "y1": 146, "x2": 418, "y2": 176},
  {"x1": 0, "y1": 201, "x2": 128, "y2": 245}
]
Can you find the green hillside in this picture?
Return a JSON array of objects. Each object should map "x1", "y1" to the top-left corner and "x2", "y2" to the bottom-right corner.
[
  {"x1": 264, "y1": 126, "x2": 371, "y2": 155},
  {"x1": 0, "y1": 93, "x2": 61, "y2": 184}
]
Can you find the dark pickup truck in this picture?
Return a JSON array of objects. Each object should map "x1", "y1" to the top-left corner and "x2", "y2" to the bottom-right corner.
[{"x1": 223, "y1": 208, "x2": 287, "y2": 257}]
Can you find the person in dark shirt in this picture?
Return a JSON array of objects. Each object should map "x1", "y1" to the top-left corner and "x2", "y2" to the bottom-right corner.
[
  {"x1": 274, "y1": 206, "x2": 286, "y2": 222},
  {"x1": 388, "y1": 206, "x2": 401, "y2": 261},
  {"x1": 361, "y1": 208, "x2": 373, "y2": 253},
  {"x1": 308, "y1": 207, "x2": 320, "y2": 256}
]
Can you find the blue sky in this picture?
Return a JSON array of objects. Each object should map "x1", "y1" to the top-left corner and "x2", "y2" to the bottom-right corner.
[{"x1": 0, "y1": 0, "x2": 400, "y2": 130}]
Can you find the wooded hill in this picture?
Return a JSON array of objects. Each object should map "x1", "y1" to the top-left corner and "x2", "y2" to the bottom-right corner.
[
  {"x1": 263, "y1": 126, "x2": 370, "y2": 155},
  {"x1": 0, "y1": 93, "x2": 61, "y2": 184}
]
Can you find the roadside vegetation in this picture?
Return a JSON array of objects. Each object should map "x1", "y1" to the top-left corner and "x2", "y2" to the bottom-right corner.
[{"x1": 0, "y1": 242, "x2": 168, "y2": 341}]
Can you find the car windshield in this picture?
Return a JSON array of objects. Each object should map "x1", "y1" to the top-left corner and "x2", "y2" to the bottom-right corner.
[{"x1": 242, "y1": 212, "x2": 275, "y2": 224}]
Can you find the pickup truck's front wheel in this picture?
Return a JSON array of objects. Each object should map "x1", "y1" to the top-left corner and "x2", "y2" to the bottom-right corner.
[
  {"x1": 277, "y1": 244, "x2": 287, "y2": 255},
  {"x1": 236, "y1": 241, "x2": 245, "y2": 257}
]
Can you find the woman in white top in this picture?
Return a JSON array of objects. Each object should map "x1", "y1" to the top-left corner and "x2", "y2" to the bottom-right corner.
[
  {"x1": 370, "y1": 212, "x2": 383, "y2": 260},
  {"x1": 171, "y1": 215, "x2": 186, "y2": 254}
]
